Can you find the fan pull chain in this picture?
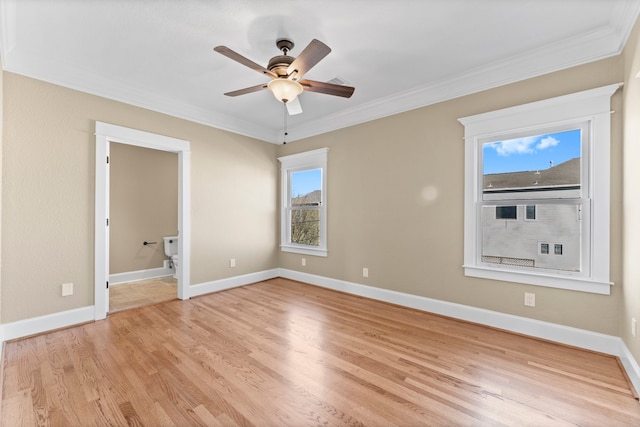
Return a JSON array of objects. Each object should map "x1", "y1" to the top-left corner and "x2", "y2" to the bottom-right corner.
[{"x1": 283, "y1": 102, "x2": 288, "y2": 145}]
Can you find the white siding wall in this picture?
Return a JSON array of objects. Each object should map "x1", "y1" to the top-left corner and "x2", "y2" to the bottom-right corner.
[{"x1": 481, "y1": 204, "x2": 581, "y2": 271}]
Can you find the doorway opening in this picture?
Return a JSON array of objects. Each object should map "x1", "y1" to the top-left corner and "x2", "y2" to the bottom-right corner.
[
  {"x1": 108, "y1": 142, "x2": 179, "y2": 312},
  {"x1": 109, "y1": 277, "x2": 178, "y2": 313},
  {"x1": 94, "y1": 122, "x2": 191, "y2": 320}
]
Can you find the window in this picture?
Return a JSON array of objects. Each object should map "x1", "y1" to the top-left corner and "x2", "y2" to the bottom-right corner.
[
  {"x1": 482, "y1": 127, "x2": 583, "y2": 274},
  {"x1": 278, "y1": 148, "x2": 328, "y2": 257},
  {"x1": 290, "y1": 169, "x2": 322, "y2": 246},
  {"x1": 496, "y1": 206, "x2": 517, "y2": 219},
  {"x1": 459, "y1": 84, "x2": 619, "y2": 294},
  {"x1": 525, "y1": 205, "x2": 536, "y2": 220}
]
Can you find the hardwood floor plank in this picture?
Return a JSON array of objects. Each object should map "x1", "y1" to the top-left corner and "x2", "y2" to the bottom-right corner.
[
  {"x1": 2, "y1": 390, "x2": 35, "y2": 427},
  {"x1": 3, "y1": 278, "x2": 640, "y2": 426}
]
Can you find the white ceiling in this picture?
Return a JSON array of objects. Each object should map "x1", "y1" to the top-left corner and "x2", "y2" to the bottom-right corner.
[{"x1": 1, "y1": 0, "x2": 638, "y2": 143}]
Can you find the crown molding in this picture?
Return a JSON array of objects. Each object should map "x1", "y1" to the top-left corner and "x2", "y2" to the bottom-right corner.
[
  {"x1": 2, "y1": 48, "x2": 273, "y2": 142},
  {"x1": 1, "y1": 1, "x2": 638, "y2": 144},
  {"x1": 284, "y1": 24, "x2": 633, "y2": 143}
]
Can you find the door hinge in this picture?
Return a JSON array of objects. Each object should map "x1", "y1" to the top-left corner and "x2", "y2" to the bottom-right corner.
[
  {"x1": 106, "y1": 218, "x2": 109, "y2": 226},
  {"x1": 106, "y1": 155, "x2": 110, "y2": 164},
  {"x1": 106, "y1": 281, "x2": 109, "y2": 289}
]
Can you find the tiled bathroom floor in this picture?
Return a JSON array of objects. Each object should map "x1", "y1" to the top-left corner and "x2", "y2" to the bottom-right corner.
[{"x1": 109, "y1": 276, "x2": 177, "y2": 313}]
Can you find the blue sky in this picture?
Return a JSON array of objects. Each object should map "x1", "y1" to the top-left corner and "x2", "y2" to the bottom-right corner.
[
  {"x1": 291, "y1": 168, "x2": 321, "y2": 197},
  {"x1": 483, "y1": 129, "x2": 581, "y2": 175}
]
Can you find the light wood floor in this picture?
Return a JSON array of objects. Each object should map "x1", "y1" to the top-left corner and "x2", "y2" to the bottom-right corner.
[
  {"x1": 3, "y1": 278, "x2": 640, "y2": 426},
  {"x1": 109, "y1": 276, "x2": 177, "y2": 313}
]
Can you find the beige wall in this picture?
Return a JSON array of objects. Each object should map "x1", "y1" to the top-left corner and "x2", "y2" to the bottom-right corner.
[
  {"x1": 1, "y1": 72, "x2": 279, "y2": 323},
  {"x1": 109, "y1": 143, "x2": 178, "y2": 274},
  {"x1": 0, "y1": 39, "x2": 633, "y2": 342},
  {"x1": 622, "y1": 19, "x2": 640, "y2": 363},
  {"x1": 278, "y1": 57, "x2": 624, "y2": 336}
]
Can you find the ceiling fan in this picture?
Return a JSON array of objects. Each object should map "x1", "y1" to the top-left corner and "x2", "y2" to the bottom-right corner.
[{"x1": 214, "y1": 38, "x2": 355, "y2": 115}]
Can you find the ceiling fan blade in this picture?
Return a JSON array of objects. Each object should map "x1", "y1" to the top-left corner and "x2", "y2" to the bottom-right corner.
[
  {"x1": 223, "y1": 83, "x2": 268, "y2": 97},
  {"x1": 214, "y1": 46, "x2": 277, "y2": 79},
  {"x1": 300, "y1": 79, "x2": 355, "y2": 98},
  {"x1": 286, "y1": 97, "x2": 303, "y2": 115},
  {"x1": 286, "y1": 39, "x2": 331, "y2": 80}
]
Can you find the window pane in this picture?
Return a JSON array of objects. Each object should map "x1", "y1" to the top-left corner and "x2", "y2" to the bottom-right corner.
[
  {"x1": 482, "y1": 129, "x2": 581, "y2": 201},
  {"x1": 291, "y1": 208, "x2": 320, "y2": 246},
  {"x1": 481, "y1": 203, "x2": 581, "y2": 272},
  {"x1": 291, "y1": 169, "x2": 321, "y2": 207},
  {"x1": 496, "y1": 206, "x2": 517, "y2": 219},
  {"x1": 526, "y1": 205, "x2": 536, "y2": 220}
]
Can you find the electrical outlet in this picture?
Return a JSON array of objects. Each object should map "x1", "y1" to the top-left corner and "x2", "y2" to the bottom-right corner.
[
  {"x1": 61, "y1": 282, "x2": 74, "y2": 297},
  {"x1": 229, "y1": 258, "x2": 236, "y2": 268},
  {"x1": 633, "y1": 318, "x2": 637, "y2": 338},
  {"x1": 301, "y1": 258, "x2": 306, "y2": 266},
  {"x1": 363, "y1": 267, "x2": 369, "y2": 278},
  {"x1": 524, "y1": 292, "x2": 535, "y2": 307}
]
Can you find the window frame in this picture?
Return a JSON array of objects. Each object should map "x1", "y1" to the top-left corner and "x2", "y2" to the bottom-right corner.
[
  {"x1": 278, "y1": 148, "x2": 328, "y2": 257},
  {"x1": 540, "y1": 243, "x2": 550, "y2": 255},
  {"x1": 458, "y1": 84, "x2": 619, "y2": 295},
  {"x1": 525, "y1": 205, "x2": 536, "y2": 221}
]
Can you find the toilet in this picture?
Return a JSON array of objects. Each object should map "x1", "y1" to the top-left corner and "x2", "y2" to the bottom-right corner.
[{"x1": 163, "y1": 236, "x2": 179, "y2": 279}]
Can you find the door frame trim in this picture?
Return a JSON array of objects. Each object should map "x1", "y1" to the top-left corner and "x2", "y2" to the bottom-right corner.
[{"x1": 94, "y1": 122, "x2": 191, "y2": 319}]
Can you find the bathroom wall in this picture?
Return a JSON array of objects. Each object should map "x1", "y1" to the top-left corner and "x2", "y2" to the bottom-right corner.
[{"x1": 109, "y1": 143, "x2": 178, "y2": 275}]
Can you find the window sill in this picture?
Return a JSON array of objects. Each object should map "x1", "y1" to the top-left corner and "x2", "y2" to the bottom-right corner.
[
  {"x1": 463, "y1": 265, "x2": 612, "y2": 295},
  {"x1": 281, "y1": 245, "x2": 327, "y2": 257}
]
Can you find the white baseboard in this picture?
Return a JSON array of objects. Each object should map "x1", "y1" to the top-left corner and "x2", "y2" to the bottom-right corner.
[
  {"x1": 278, "y1": 268, "x2": 640, "y2": 394},
  {"x1": 189, "y1": 269, "x2": 280, "y2": 297},
  {"x1": 618, "y1": 341, "x2": 640, "y2": 396},
  {"x1": 110, "y1": 264, "x2": 174, "y2": 285},
  {"x1": 2, "y1": 306, "x2": 95, "y2": 342},
  {"x1": 0, "y1": 269, "x2": 279, "y2": 343}
]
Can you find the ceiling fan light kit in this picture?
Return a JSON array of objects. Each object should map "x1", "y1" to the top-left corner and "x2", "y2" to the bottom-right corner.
[
  {"x1": 214, "y1": 38, "x2": 355, "y2": 116},
  {"x1": 268, "y1": 78, "x2": 303, "y2": 103}
]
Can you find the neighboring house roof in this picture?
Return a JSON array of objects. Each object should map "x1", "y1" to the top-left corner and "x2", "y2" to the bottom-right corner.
[
  {"x1": 292, "y1": 190, "x2": 322, "y2": 206},
  {"x1": 483, "y1": 157, "x2": 580, "y2": 191}
]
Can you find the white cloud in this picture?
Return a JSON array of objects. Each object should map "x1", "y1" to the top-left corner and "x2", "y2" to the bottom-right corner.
[
  {"x1": 487, "y1": 136, "x2": 536, "y2": 156},
  {"x1": 536, "y1": 136, "x2": 559, "y2": 150},
  {"x1": 487, "y1": 135, "x2": 559, "y2": 156}
]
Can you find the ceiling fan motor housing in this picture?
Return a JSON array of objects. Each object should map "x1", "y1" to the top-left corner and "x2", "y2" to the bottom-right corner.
[
  {"x1": 268, "y1": 39, "x2": 296, "y2": 77},
  {"x1": 268, "y1": 55, "x2": 294, "y2": 77}
]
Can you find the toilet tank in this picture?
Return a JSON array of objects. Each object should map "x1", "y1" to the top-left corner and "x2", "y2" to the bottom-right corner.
[{"x1": 163, "y1": 236, "x2": 179, "y2": 257}]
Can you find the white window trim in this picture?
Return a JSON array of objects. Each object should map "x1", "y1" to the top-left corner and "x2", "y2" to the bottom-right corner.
[
  {"x1": 278, "y1": 148, "x2": 328, "y2": 257},
  {"x1": 525, "y1": 205, "x2": 536, "y2": 221},
  {"x1": 458, "y1": 84, "x2": 620, "y2": 295}
]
